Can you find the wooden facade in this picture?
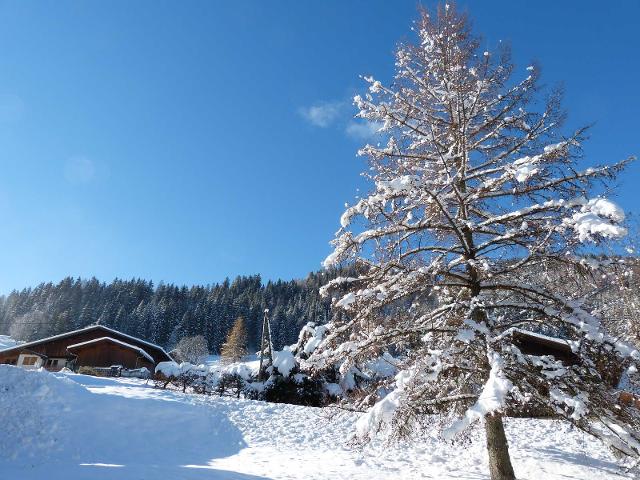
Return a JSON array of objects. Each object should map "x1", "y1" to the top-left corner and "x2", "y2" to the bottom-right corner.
[
  {"x1": 67, "y1": 338, "x2": 155, "y2": 370},
  {"x1": 0, "y1": 325, "x2": 172, "y2": 371}
]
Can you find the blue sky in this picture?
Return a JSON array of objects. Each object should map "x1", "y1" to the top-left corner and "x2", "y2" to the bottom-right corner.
[{"x1": 0, "y1": 1, "x2": 638, "y2": 293}]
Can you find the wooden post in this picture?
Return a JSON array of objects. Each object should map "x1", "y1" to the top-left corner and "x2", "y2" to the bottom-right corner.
[{"x1": 258, "y1": 308, "x2": 273, "y2": 381}]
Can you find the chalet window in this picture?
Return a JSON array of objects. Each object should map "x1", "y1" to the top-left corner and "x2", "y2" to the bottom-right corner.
[{"x1": 22, "y1": 356, "x2": 38, "y2": 366}]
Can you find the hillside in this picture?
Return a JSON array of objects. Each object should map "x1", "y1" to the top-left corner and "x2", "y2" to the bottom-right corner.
[
  {"x1": 0, "y1": 269, "x2": 346, "y2": 354},
  {"x1": 0, "y1": 365, "x2": 631, "y2": 480}
]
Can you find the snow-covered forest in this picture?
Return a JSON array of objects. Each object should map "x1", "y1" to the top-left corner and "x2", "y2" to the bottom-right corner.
[{"x1": 0, "y1": 270, "x2": 343, "y2": 352}]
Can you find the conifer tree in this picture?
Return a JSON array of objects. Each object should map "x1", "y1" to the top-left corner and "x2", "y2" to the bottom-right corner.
[
  {"x1": 221, "y1": 317, "x2": 248, "y2": 363},
  {"x1": 314, "y1": 5, "x2": 638, "y2": 479}
]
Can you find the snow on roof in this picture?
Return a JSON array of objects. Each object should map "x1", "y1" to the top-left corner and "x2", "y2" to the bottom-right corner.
[
  {"x1": 507, "y1": 328, "x2": 571, "y2": 347},
  {"x1": 88, "y1": 325, "x2": 172, "y2": 360},
  {"x1": 67, "y1": 337, "x2": 154, "y2": 363},
  {"x1": 0, "y1": 324, "x2": 171, "y2": 360}
]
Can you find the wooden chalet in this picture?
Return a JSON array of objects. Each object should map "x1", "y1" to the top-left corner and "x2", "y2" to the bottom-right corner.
[
  {"x1": 0, "y1": 325, "x2": 172, "y2": 372},
  {"x1": 509, "y1": 328, "x2": 640, "y2": 412},
  {"x1": 509, "y1": 328, "x2": 579, "y2": 365}
]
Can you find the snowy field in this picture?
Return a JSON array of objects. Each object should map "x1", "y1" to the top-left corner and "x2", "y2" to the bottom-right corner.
[{"x1": 0, "y1": 365, "x2": 632, "y2": 480}]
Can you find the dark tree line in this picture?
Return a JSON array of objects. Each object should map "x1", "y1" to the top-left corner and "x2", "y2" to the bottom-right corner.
[{"x1": 0, "y1": 269, "x2": 346, "y2": 353}]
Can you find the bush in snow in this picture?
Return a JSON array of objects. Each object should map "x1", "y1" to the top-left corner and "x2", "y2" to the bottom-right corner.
[
  {"x1": 293, "y1": 321, "x2": 400, "y2": 403},
  {"x1": 293, "y1": 322, "x2": 331, "y2": 361},
  {"x1": 271, "y1": 348, "x2": 297, "y2": 377},
  {"x1": 312, "y1": 5, "x2": 638, "y2": 480},
  {"x1": 215, "y1": 372, "x2": 246, "y2": 398},
  {"x1": 154, "y1": 362, "x2": 209, "y2": 393},
  {"x1": 154, "y1": 359, "x2": 256, "y2": 397},
  {"x1": 154, "y1": 343, "x2": 327, "y2": 406},
  {"x1": 235, "y1": 342, "x2": 327, "y2": 406},
  {"x1": 254, "y1": 374, "x2": 324, "y2": 407}
]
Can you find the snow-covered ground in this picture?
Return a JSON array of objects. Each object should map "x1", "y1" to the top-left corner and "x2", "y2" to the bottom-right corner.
[
  {"x1": 203, "y1": 353, "x2": 260, "y2": 370},
  {"x1": 0, "y1": 365, "x2": 632, "y2": 480}
]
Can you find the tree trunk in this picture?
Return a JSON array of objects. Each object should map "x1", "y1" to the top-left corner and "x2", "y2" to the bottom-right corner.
[{"x1": 485, "y1": 414, "x2": 516, "y2": 480}]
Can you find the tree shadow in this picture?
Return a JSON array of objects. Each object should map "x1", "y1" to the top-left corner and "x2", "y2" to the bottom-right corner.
[
  {"x1": 536, "y1": 446, "x2": 624, "y2": 475},
  {"x1": 3, "y1": 463, "x2": 273, "y2": 480}
]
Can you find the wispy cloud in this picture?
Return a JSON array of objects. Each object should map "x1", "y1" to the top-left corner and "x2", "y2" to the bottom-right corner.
[
  {"x1": 299, "y1": 101, "x2": 345, "y2": 128},
  {"x1": 64, "y1": 156, "x2": 96, "y2": 184},
  {"x1": 345, "y1": 121, "x2": 383, "y2": 141},
  {"x1": 300, "y1": 99, "x2": 385, "y2": 142}
]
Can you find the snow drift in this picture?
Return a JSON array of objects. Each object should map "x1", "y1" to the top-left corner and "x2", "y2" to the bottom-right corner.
[{"x1": 0, "y1": 365, "x2": 246, "y2": 478}]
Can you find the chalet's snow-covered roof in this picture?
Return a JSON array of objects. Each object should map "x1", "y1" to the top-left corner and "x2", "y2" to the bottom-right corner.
[
  {"x1": 86, "y1": 325, "x2": 172, "y2": 359},
  {"x1": 507, "y1": 328, "x2": 571, "y2": 347},
  {"x1": 0, "y1": 324, "x2": 172, "y2": 361},
  {"x1": 67, "y1": 337, "x2": 154, "y2": 363}
]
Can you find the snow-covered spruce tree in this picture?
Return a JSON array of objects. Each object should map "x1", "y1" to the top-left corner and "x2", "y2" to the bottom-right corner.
[{"x1": 313, "y1": 5, "x2": 637, "y2": 479}]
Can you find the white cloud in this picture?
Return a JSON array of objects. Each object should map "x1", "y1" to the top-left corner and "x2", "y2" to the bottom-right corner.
[
  {"x1": 64, "y1": 156, "x2": 96, "y2": 184},
  {"x1": 345, "y1": 121, "x2": 383, "y2": 140},
  {"x1": 299, "y1": 101, "x2": 344, "y2": 128},
  {"x1": 300, "y1": 99, "x2": 385, "y2": 142}
]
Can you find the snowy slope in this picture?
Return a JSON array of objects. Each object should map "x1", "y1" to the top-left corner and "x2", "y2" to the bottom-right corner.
[{"x1": 0, "y1": 365, "x2": 632, "y2": 480}]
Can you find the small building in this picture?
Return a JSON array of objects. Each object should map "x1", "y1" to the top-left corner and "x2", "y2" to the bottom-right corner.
[
  {"x1": 509, "y1": 328, "x2": 579, "y2": 365},
  {"x1": 0, "y1": 325, "x2": 172, "y2": 372},
  {"x1": 508, "y1": 328, "x2": 640, "y2": 412}
]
